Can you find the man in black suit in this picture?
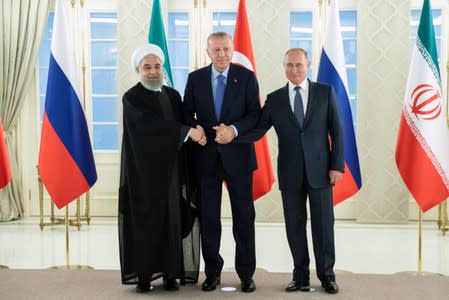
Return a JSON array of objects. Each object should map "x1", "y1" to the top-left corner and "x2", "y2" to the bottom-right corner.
[
  {"x1": 219, "y1": 48, "x2": 344, "y2": 294},
  {"x1": 182, "y1": 32, "x2": 260, "y2": 293}
]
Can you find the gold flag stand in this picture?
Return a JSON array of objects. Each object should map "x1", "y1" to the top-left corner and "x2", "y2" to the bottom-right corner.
[
  {"x1": 38, "y1": 166, "x2": 91, "y2": 231},
  {"x1": 50, "y1": 206, "x2": 93, "y2": 270},
  {"x1": 37, "y1": 169, "x2": 93, "y2": 270},
  {"x1": 396, "y1": 209, "x2": 442, "y2": 276}
]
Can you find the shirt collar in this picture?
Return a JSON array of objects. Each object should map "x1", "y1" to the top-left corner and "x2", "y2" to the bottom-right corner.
[
  {"x1": 212, "y1": 65, "x2": 230, "y2": 79},
  {"x1": 288, "y1": 79, "x2": 309, "y2": 93}
]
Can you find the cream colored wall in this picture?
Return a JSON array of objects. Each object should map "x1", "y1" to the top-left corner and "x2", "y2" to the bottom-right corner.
[
  {"x1": 247, "y1": 0, "x2": 290, "y2": 221},
  {"x1": 356, "y1": 0, "x2": 411, "y2": 223},
  {"x1": 117, "y1": 0, "x2": 447, "y2": 223}
]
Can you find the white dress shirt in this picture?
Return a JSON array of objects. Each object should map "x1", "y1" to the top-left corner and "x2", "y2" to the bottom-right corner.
[{"x1": 288, "y1": 79, "x2": 309, "y2": 116}]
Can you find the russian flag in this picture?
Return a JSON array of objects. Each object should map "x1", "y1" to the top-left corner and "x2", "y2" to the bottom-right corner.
[
  {"x1": 38, "y1": 0, "x2": 97, "y2": 209},
  {"x1": 317, "y1": 0, "x2": 361, "y2": 205}
]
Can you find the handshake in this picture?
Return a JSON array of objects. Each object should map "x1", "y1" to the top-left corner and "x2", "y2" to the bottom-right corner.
[
  {"x1": 188, "y1": 125, "x2": 207, "y2": 146},
  {"x1": 188, "y1": 123, "x2": 236, "y2": 146}
]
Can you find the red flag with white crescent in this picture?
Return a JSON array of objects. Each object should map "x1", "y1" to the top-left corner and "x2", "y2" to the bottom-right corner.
[{"x1": 232, "y1": 0, "x2": 275, "y2": 200}]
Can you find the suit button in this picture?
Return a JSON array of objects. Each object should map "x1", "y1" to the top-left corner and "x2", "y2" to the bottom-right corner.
[{"x1": 301, "y1": 133, "x2": 305, "y2": 136}]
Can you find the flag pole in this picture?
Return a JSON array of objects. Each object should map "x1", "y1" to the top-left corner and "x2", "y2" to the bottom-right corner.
[
  {"x1": 49, "y1": 202, "x2": 93, "y2": 269},
  {"x1": 193, "y1": 0, "x2": 199, "y2": 70},
  {"x1": 439, "y1": 201, "x2": 448, "y2": 235},
  {"x1": 65, "y1": 206, "x2": 71, "y2": 268},
  {"x1": 50, "y1": 205, "x2": 73, "y2": 269},
  {"x1": 396, "y1": 204, "x2": 440, "y2": 275},
  {"x1": 437, "y1": 59, "x2": 449, "y2": 235},
  {"x1": 317, "y1": 0, "x2": 327, "y2": 82},
  {"x1": 50, "y1": 0, "x2": 93, "y2": 270},
  {"x1": 51, "y1": 203, "x2": 95, "y2": 269},
  {"x1": 79, "y1": 0, "x2": 91, "y2": 227},
  {"x1": 318, "y1": 0, "x2": 325, "y2": 46},
  {"x1": 400, "y1": 205, "x2": 441, "y2": 275},
  {"x1": 417, "y1": 209, "x2": 422, "y2": 273},
  {"x1": 42, "y1": 0, "x2": 96, "y2": 269},
  {"x1": 68, "y1": 0, "x2": 93, "y2": 269}
]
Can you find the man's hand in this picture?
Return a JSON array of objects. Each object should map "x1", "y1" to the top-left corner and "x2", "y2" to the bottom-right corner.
[
  {"x1": 196, "y1": 125, "x2": 207, "y2": 146},
  {"x1": 329, "y1": 170, "x2": 342, "y2": 185},
  {"x1": 213, "y1": 123, "x2": 235, "y2": 144},
  {"x1": 188, "y1": 125, "x2": 207, "y2": 146}
]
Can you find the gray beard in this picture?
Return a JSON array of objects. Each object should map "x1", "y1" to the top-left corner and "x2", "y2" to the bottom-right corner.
[{"x1": 140, "y1": 78, "x2": 164, "y2": 91}]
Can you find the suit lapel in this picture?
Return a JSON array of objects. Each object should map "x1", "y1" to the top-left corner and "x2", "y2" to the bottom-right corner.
[
  {"x1": 303, "y1": 79, "x2": 316, "y2": 127},
  {"x1": 202, "y1": 65, "x2": 217, "y2": 121}
]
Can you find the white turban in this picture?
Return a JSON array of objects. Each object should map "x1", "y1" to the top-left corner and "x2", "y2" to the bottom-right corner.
[{"x1": 131, "y1": 44, "x2": 165, "y2": 71}]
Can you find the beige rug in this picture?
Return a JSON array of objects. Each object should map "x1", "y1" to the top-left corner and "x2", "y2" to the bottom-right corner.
[{"x1": 1, "y1": 269, "x2": 448, "y2": 299}]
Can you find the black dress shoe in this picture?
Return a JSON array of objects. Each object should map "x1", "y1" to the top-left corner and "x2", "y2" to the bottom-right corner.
[
  {"x1": 201, "y1": 276, "x2": 220, "y2": 291},
  {"x1": 285, "y1": 279, "x2": 310, "y2": 292},
  {"x1": 163, "y1": 277, "x2": 179, "y2": 291},
  {"x1": 240, "y1": 278, "x2": 256, "y2": 293},
  {"x1": 322, "y1": 281, "x2": 339, "y2": 294},
  {"x1": 136, "y1": 283, "x2": 153, "y2": 293}
]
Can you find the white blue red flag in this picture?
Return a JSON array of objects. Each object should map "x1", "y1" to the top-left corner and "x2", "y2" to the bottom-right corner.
[
  {"x1": 38, "y1": 0, "x2": 97, "y2": 209},
  {"x1": 395, "y1": 0, "x2": 449, "y2": 212},
  {"x1": 317, "y1": 0, "x2": 362, "y2": 205}
]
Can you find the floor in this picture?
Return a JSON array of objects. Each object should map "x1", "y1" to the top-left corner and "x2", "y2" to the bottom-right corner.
[{"x1": 1, "y1": 217, "x2": 448, "y2": 276}]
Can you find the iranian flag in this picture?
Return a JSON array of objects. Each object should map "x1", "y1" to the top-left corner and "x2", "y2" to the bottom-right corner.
[
  {"x1": 148, "y1": 0, "x2": 173, "y2": 87},
  {"x1": 395, "y1": 0, "x2": 449, "y2": 212},
  {"x1": 232, "y1": 0, "x2": 274, "y2": 200}
]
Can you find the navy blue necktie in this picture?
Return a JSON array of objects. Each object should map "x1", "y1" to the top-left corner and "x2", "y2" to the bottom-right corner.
[
  {"x1": 294, "y1": 86, "x2": 304, "y2": 127},
  {"x1": 215, "y1": 74, "x2": 225, "y2": 119}
]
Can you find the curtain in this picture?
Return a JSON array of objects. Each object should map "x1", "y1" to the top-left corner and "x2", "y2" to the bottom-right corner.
[{"x1": 0, "y1": 0, "x2": 51, "y2": 221}]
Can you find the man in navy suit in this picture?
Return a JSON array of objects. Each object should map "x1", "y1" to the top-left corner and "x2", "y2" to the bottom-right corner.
[
  {"x1": 219, "y1": 48, "x2": 344, "y2": 294},
  {"x1": 182, "y1": 32, "x2": 260, "y2": 293}
]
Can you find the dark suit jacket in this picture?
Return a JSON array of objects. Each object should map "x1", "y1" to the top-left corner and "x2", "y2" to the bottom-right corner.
[
  {"x1": 238, "y1": 80, "x2": 344, "y2": 190},
  {"x1": 183, "y1": 63, "x2": 261, "y2": 176}
]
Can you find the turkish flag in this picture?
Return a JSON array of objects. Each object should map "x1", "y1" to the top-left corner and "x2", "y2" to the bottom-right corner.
[
  {"x1": 232, "y1": 0, "x2": 275, "y2": 200},
  {"x1": 0, "y1": 117, "x2": 12, "y2": 189}
]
